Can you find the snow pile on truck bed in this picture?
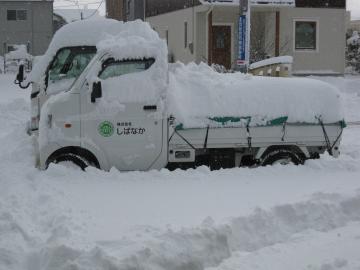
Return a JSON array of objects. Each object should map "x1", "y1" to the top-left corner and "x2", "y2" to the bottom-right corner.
[{"x1": 167, "y1": 63, "x2": 344, "y2": 128}]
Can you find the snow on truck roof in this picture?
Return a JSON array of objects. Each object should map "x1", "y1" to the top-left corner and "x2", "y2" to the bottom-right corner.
[{"x1": 28, "y1": 19, "x2": 163, "y2": 83}]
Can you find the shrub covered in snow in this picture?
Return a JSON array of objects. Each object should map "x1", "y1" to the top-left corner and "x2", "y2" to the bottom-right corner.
[{"x1": 346, "y1": 31, "x2": 360, "y2": 74}]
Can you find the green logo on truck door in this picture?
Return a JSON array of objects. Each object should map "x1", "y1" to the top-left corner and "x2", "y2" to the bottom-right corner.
[{"x1": 98, "y1": 121, "x2": 114, "y2": 137}]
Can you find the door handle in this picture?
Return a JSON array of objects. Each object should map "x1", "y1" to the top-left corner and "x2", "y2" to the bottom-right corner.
[{"x1": 143, "y1": 105, "x2": 157, "y2": 111}]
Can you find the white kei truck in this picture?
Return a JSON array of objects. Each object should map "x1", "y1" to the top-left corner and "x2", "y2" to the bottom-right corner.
[{"x1": 15, "y1": 19, "x2": 345, "y2": 171}]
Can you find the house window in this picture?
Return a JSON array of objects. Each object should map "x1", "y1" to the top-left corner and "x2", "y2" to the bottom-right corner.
[
  {"x1": 7, "y1": 45, "x2": 17, "y2": 53},
  {"x1": 7, "y1": 9, "x2": 27, "y2": 21},
  {"x1": 7, "y1": 10, "x2": 17, "y2": 20},
  {"x1": 165, "y1": 30, "x2": 169, "y2": 45},
  {"x1": 216, "y1": 32, "x2": 225, "y2": 49},
  {"x1": 126, "y1": 0, "x2": 131, "y2": 15},
  {"x1": 184, "y1": 21, "x2": 188, "y2": 48},
  {"x1": 295, "y1": 21, "x2": 317, "y2": 50}
]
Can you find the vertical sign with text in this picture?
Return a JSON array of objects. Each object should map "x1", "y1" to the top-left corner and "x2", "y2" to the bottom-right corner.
[{"x1": 237, "y1": 15, "x2": 247, "y2": 66}]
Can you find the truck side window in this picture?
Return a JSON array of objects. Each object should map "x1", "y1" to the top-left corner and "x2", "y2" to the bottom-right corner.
[
  {"x1": 48, "y1": 47, "x2": 96, "y2": 83},
  {"x1": 99, "y1": 58, "x2": 155, "y2": 80},
  {"x1": 48, "y1": 49, "x2": 71, "y2": 81}
]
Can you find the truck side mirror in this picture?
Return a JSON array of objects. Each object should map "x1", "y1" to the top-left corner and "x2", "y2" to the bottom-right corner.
[
  {"x1": 16, "y1": 65, "x2": 25, "y2": 83},
  {"x1": 91, "y1": 81, "x2": 102, "y2": 103}
]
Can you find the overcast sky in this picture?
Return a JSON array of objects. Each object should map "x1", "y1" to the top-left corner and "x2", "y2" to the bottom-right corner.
[{"x1": 54, "y1": 0, "x2": 360, "y2": 20}]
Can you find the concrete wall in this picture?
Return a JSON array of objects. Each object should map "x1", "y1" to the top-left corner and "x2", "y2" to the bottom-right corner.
[{"x1": 0, "y1": 1, "x2": 53, "y2": 56}]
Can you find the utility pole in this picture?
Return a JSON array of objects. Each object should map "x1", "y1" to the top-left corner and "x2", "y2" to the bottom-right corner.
[
  {"x1": 237, "y1": 0, "x2": 250, "y2": 73},
  {"x1": 143, "y1": 0, "x2": 146, "y2": 21}
]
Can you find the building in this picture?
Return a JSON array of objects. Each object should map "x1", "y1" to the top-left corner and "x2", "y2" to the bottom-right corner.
[
  {"x1": 106, "y1": 0, "x2": 144, "y2": 21},
  {"x1": 0, "y1": 0, "x2": 53, "y2": 56},
  {"x1": 107, "y1": 0, "x2": 347, "y2": 75},
  {"x1": 53, "y1": 9, "x2": 102, "y2": 33}
]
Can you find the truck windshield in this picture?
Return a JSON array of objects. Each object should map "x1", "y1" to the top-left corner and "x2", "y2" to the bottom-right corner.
[{"x1": 47, "y1": 46, "x2": 96, "y2": 94}]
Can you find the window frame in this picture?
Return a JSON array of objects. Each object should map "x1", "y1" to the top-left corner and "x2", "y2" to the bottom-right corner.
[
  {"x1": 17, "y1": 9, "x2": 27, "y2": 21},
  {"x1": 98, "y1": 58, "x2": 156, "y2": 80},
  {"x1": 7, "y1": 9, "x2": 27, "y2": 21},
  {"x1": 45, "y1": 46, "x2": 97, "y2": 90},
  {"x1": 293, "y1": 18, "x2": 319, "y2": 53},
  {"x1": 184, "y1": 21, "x2": 188, "y2": 49},
  {"x1": 7, "y1": 10, "x2": 17, "y2": 21}
]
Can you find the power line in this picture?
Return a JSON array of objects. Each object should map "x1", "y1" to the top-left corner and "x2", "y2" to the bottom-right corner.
[
  {"x1": 53, "y1": 0, "x2": 105, "y2": 18},
  {"x1": 55, "y1": 2, "x2": 102, "y2": 8},
  {"x1": 82, "y1": 0, "x2": 105, "y2": 19}
]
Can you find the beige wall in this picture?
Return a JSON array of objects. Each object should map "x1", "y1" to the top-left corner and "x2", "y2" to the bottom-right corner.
[
  {"x1": 146, "y1": 7, "x2": 201, "y2": 64},
  {"x1": 279, "y1": 8, "x2": 346, "y2": 74}
]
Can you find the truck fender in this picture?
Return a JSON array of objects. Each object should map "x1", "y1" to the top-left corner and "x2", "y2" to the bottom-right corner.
[
  {"x1": 255, "y1": 145, "x2": 310, "y2": 161},
  {"x1": 39, "y1": 142, "x2": 63, "y2": 170},
  {"x1": 80, "y1": 141, "x2": 111, "y2": 171}
]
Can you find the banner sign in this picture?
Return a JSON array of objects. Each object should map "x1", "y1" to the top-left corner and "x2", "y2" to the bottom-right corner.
[{"x1": 238, "y1": 15, "x2": 247, "y2": 65}]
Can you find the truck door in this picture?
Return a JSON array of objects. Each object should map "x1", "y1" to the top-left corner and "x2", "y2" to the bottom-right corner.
[{"x1": 81, "y1": 58, "x2": 165, "y2": 171}]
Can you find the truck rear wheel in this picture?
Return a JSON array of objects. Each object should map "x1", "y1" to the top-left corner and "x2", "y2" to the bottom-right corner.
[{"x1": 261, "y1": 149, "x2": 304, "y2": 166}]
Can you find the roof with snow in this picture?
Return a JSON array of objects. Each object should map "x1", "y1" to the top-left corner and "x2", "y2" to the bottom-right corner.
[{"x1": 54, "y1": 9, "x2": 103, "y2": 23}]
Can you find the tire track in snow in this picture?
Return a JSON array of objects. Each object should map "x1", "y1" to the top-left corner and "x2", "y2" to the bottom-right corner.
[{"x1": 24, "y1": 192, "x2": 360, "y2": 270}]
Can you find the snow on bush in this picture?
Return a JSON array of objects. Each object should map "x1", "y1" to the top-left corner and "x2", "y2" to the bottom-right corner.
[{"x1": 346, "y1": 31, "x2": 360, "y2": 74}]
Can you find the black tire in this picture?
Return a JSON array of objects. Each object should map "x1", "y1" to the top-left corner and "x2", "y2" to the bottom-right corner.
[
  {"x1": 48, "y1": 153, "x2": 89, "y2": 170},
  {"x1": 261, "y1": 149, "x2": 305, "y2": 166}
]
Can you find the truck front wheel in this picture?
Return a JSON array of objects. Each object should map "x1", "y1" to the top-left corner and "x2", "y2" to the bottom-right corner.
[
  {"x1": 48, "y1": 153, "x2": 89, "y2": 170},
  {"x1": 261, "y1": 149, "x2": 304, "y2": 166}
]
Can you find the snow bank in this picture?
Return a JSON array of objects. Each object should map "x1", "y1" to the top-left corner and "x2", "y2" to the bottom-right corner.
[
  {"x1": 249, "y1": 56, "x2": 293, "y2": 70},
  {"x1": 167, "y1": 63, "x2": 344, "y2": 128}
]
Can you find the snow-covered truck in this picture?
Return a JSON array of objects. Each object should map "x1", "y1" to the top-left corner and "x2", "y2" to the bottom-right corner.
[{"x1": 15, "y1": 19, "x2": 345, "y2": 171}]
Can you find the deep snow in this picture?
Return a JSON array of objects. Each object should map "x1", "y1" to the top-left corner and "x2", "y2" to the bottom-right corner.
[{"x1": 1, "y1": 74, "x2": 360, "y2": 270}]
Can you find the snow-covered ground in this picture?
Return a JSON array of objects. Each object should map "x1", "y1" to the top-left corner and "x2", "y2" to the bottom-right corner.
[{"x1": 1, "y1": 74, "x2": 360, "y2": 270}]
